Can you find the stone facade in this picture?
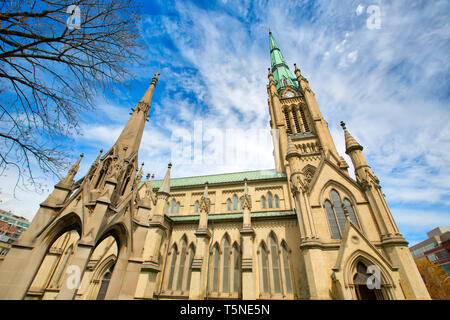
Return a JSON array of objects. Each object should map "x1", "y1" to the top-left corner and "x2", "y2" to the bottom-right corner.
[{"x1": 0, "y1": 33, "x2": 430, "y2": 300}]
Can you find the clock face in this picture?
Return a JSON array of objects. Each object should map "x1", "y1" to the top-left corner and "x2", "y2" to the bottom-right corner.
[{"x1": 285, "y1": 91, "x2": 295, "y2": 98}]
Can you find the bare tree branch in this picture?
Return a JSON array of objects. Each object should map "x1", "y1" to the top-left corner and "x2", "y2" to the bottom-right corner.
[{"x1": 0, "y1": 0, "x2": 145, "y2": 194}]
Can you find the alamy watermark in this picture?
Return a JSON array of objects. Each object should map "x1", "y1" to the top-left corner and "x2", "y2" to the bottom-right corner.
[
  {"x1": 65, "y1": 264, "x2": 81, "y2": 290},
  {"x1": 356, "y1": 4, "x2": 381, "y2": 30},
  {"x1": 169, "y1": 121, "x2": 279, "y2": 176},
  {"x1": 66, "y1": 5, "x2": 81, "y2": 30},
  {"x1": 366, "y1": 264, "x2": 381, "y2": 290}
]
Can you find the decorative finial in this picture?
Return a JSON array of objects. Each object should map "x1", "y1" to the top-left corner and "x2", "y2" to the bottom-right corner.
[
  {"x1": 146, "y1": 173, "x2": 150, "y2": 181},
  {"x1": 168, "y1": 162, "x2": 172, "y2": 169},
  {"x1": 269, "y1": 28, "x2": 271, "y2": 35},
  {"x1": 151, "y1": 72, "x2": 160, "y2": 86},
  {"x1": 340, "y1": 121, "x2": 346, "y2": 130},
  {"x1": 203, "y1": 181, "x2": 209, "y2": 197}
]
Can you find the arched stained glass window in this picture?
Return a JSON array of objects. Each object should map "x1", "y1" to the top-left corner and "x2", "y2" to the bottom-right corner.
[
  {"x1": 344, "y1": 199, "x2": 360, "y2": 228},
  {"x1": 268, "y1": 192, "x2": 273, "y2": 209},
  {"x1": 330, "y1": 190, "x2": 346, "y2": 234},
  {"x1": 233, "y1": 194, "x2": 238, "y2": 211},
  {"x1": 325, "y1": 200, "x2": 340, "y2": 239},
  {"x1": 222, "y1": 236, "x2": 230, "y2": 293},
  {"x1": 260, "y1": 244, "x2": 269, "y2": 294},
  {"x1": 233, "y1": 244, "x2": 240, "y2": 294},
  {"x1": 261, "y1": 196, "x2": 266, "y2": 209},
  {"x1": 176, "y1": 238, "x2": 187, "y2": 290},
  {"x1": 227, "y1": 198, "x2": 231, "y2": 211},
  {"x1": 212, "y1": 245, "x2": 220, "y2": 292},
  {"x1": 186, "y1": 245, "x2": 195, "y2": 291},
  {"x1": 269, "y1": 234, "x2": 281, "y2": 294},
  {"x1": 195, "y1": 201, "x2": 199, "y2": 213},
  {"x1": 274, "y1": 195, "x2": 279, "y2": 208},
  {"x1": 281, "y1": 242, "x2": 292, "y2": 294},
  {"x1": 171, "y1": 199, "x2": 176, "y2": 214},
  {"x1": 167, "y1": 246, "x2": 177, "y2": 290}
]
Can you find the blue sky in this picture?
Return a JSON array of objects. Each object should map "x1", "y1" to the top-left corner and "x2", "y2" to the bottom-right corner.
[{"x1": 1, "y1": 0, "x2": 449, "y2": 246}]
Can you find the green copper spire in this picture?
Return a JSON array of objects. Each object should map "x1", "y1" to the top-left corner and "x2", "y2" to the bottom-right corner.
[{"x1": 269, "y1": 31, "x2": 299, "y2": 92}]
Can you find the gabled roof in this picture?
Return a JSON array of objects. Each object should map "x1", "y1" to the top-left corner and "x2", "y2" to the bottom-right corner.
[{"x1": 147, "y1": 169, "x2": 286, "y2": 189}]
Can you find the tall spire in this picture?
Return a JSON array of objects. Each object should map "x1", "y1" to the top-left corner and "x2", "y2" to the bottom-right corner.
[
  {"x1": 111, "y1": 72, "x2": 160, "y2": 160},
  {"x1": 269, "y1": 31, "x2": 299, "y2": 92}
]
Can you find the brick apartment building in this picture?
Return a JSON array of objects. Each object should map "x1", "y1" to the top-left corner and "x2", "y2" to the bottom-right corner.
[{"x1": 410, "y1": 226, "x2": 450, "y2": 276}]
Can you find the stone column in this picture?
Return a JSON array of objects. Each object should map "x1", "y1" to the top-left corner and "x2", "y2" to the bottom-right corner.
[
  {"x1": 239, "y1": 179, "x2": 256, "y2": 300},
  {"x1": 189, "y1": 183, "x2": 211, "y2": 300},
  {"x1": 134, "y1": 164, "x2": 172, "y2": 299}
]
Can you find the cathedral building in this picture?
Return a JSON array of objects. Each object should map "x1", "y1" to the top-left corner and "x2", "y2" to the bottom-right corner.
[{"x1": 0, "y1": 32, "x2": 430, "y2": 300}]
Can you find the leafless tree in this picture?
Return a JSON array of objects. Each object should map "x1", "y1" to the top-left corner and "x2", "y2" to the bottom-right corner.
[{"x1": 0, "y1": 0, "x2": 144, "y2": 193}]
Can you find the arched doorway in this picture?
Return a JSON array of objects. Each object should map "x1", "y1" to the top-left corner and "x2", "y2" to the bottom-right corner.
[{"x1": 353, "y1": 262, "x2": 385, "y2": 300}]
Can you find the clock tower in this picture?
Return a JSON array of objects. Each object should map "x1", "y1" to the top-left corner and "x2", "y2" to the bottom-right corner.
[{"x1": 267, "y1": 31, "x2": 349, "y2": 177}]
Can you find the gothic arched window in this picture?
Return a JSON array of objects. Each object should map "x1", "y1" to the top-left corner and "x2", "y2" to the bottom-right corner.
[
  {"x1": 167, "y1": 245, "x2": 178, "y2": 290},
  {"x1": 330, "y1": 190, "x2": 346, "y2": 234},
  {"x1": 212, "y1": 244, "x2": 220, "y2": 292},
  {"x1": 325, "y1": 200, "x2": 340, "y2": 239},
  {"x1": 274, "y1": 195, "x2": 280, "y2": 208},
  {"x1": 222, "y1": 235, "x2": 230, "y2": 293},
  {"x1": 269, "y1": 234, "x2": 281, "y2": 294},
  {"x1": 232, "y1": 243, "x2": 240, "y2": 294},
  {"x1": 259, "y1": 243, "x2": 269, "y2": 294},
  {"x1": 171, "y1": 199, "x2": 176, "y2": 214},
  {"x1": 186, "y1": 245, "x2": 195, "y2": 291},
  {"x1": 233, "y1": 194, "x2": 238, "y2": 211},
  {"x1": 268, "y1": 192, "x2": 273, "y2": 209},
  {"x1": 176, "y1": 237, "x2": 187, "y2": 290},
  {"x1": 324, "y1": 189, "x2": 360, "y2": 239},
  {"x1": 344, "y1": 198, "x2": 360, "y2": 228},
  {"x1": 176, "y1": 202, "x2": 180, "y2": 214},
  {"x1": 281, "y1": 241, "x2": 293, "y2": 294},
  {"x1": 165, "y1": 202, "x2": 169, "y2": 214},
  {"x1": 194, "y1": 200, "x2": 199, "y2": 213},
  {"x1": 300, "y1": 106, "x2": 310, "y2": 132},
  {"x1": 261, "y1": 196, "x2": 266, "y2": 209},
  {"x1": 227, "y1": 198, "x2": 231, "y2": 211},
  {"x1": 284, "y1": 109, "x2": 292, "y2": 134}
]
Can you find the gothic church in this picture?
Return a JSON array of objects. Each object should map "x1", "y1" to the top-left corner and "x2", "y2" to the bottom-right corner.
[{"x1": 0, "y1": 32, "x2": 430, "y2": 300}]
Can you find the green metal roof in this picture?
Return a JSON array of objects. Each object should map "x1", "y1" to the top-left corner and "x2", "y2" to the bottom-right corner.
[
  {"x1": 269, "y1": 31, "x2": 299, "y2": 92},
  {"x1": 169, "y1": 210, "x2": 296, "y2": 222},
  {"x1": 148, "y1": 169, "x2": 286, "y2": 189}
]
